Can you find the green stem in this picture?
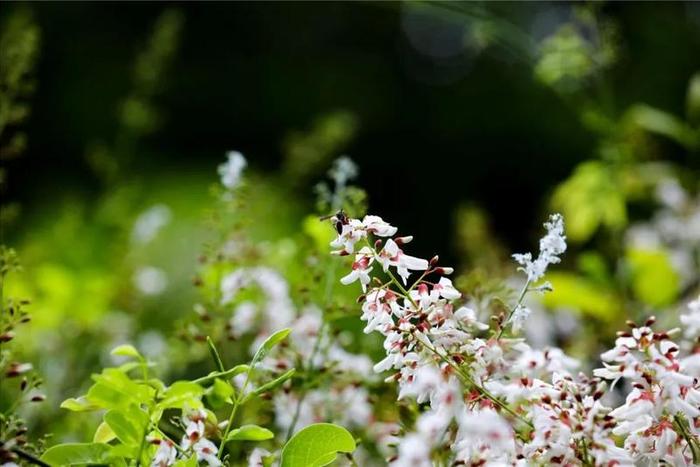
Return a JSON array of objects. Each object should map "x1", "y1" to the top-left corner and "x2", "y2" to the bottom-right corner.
[
  {"x1": 416, "y1": 334, "x2": 532, "y2": 428},
  {"x1": 218, "y1": 366, "x2": 253, "y2": 459},
  {"x1": 496, "y1": 279, "x2": 531, "y2": 339}
]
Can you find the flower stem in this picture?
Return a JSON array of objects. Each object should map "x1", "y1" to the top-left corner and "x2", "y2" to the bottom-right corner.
[{"x1": 496, "y1": 279, "x2": 530, "y2": 339}]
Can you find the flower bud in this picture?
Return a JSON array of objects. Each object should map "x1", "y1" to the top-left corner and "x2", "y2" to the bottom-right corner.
[
  {"x1": 6, "y1": 362, "x2": 33, "y2": 378},
  {"x1": 395, "y1": 236, "x2": 413, "y2": 245},
  {"x1": 434, "y1": 267, "x2": 454, "y2": 275},
  {"x1": 0, "y1": 331, "x2": 15, "y2": 343},
  {"x1": 430, "y1": 255, "x2": 439, "y2": 266}
]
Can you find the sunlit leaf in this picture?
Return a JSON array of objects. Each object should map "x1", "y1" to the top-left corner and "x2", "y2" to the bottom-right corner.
[
  {"x1": 551, "y1": 161, "x2": 627, "y2": 242},
  {"x1": 252, "y1": 328, "x2": 291, "y2": 365},
  {"x1": 626, "y1": 248, "x2": 680, "y2": 307},
  {"x1": 104, "y1": 405, "x2": 149, "y2": 446},
  {"x1": 110, "y1": 344, "x2": 142, "y2": 360},
  {"x1": 281, "y1": 423, "x2": 356, "y2": 467},
  {"x1": 206, "y1": 378, "x2": 234, "y2": 409},
  {"x1": 41, "y1": 443, "x2": 114, "y2": 465},
  {"x1": 93, "y1": 422, "x2": 116, "y2": 444},
  {"x1": 61, "y1": 396, "x2": 100, "y2": 412},
  {"x1": 225, "y1": 424, "x2": 274, "y2": 442},
  {"x1": 159, "y1": 381, "x2": 205, "y2": 410}
]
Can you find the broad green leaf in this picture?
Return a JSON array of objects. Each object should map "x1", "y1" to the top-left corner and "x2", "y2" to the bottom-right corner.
[
  {"x1": 543, "y1": 272, "x2": 623, "y2": 322},
  {"x1": 110, "y1": 344, "x2": 142, "y2": 360},
  {"x1": 61, "y1": 396, "x2": 100, "y2": 412},
  {"x1": 243, "y1": 369, "x2": 295, "y2": 403},
  {"x1": 159, "y1": 381, "x2": 205, "y2": 410},
  {"x1": 226, "y1": 424, "x2": 274, "y2": 442},
  {"x1": 93, "y1": 422, "x2": 116, "y2": 444},
  {"x1": 252, "y1": 328, "x2": 291, "y2": 365},
  {"x1": 87, "y1": 369, "x2": 155, "y2": 409},
  {"x1": 41, "y1": 443, "x2": 114, "y2": 466},
  {"x1": 104, "y1": 405, "x2": 148, "y2": 446},
  {"x1": 206, "y1": 378, "x2": 234, "y2": 409},
  {"x1": 626, "y1": 248, "x2": 680, "y2": 307},
  {"x1": 281, "y1": 423, "x2": 356, "y2": 467}
]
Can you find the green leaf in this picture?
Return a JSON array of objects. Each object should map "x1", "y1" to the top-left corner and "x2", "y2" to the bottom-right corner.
[
  {"x1": 243, "y1": 369, "x2": 295, "y2": 403},
  {"x1": 626, "y1": 104, "x2": 699, "y2": 149},
  {"x1": 159, "y1": 381, "x2": 205, "y2": 410},
  {"x1": 226, "y1": 424, "x2": 274, "y2": 442},
  {"x1": 104, "y1": 405, "x2": 148, "y2": 446},
  {"x1": 41, "y1": 443, "x2": 114, "y2": 466},
  {"x1": 93, "y1": 422, "x2": 116, "y2": 444},
  {"x1": 206, "y1": 378, "x2": 234, "y2": 409},
  {"x1": 110, "y1": 344, "x2": 142, "y2": 360},
  {"x1": 252, "y1": 328, "x2": 291, "y2": 365},
  {"x1": 61, "y1": 396, "x2": 100, "y2": 412},
  {"x1": 626, "y1": 248, "x2": 680, "y2": 307},
  {"x1": 87, "y1": 368, "x2": 155, "y2": 409},
  {"x1": 281, "y1": 423, "x2": 356, "y2": 467}
]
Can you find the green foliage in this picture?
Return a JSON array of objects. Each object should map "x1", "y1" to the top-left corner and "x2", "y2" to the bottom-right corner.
[
  {"x1": 280, "y1": 423, "x2": 356, "y2": 467},
  {"x1": 534, "y1": 6, "x2": 617, "y2": 93},
  {"x1": 543, "y1": 271, "x2": 623, "y2": 322},
  {"x1": 49, "y1": 335, "x2": 294, "y2": 466},
  {"x1": 0, "y1": 7, "x2": 40, "y2": 160},
  {"x1": 551, "y1": 161, "x2": 627, "y2": 242},
  {"x1": 625, "y1": 248, "x2": 680, "y2": 307}
]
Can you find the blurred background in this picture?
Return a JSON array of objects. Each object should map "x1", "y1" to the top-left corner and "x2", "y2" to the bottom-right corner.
[{"x1": 1, "y1": 0, "x2": 699, "y2": 444}]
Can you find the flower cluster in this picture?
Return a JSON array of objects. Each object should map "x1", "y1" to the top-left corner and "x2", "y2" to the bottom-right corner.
[
  {"x1": 332, "y1": 212, "x2": 700, "y2": 466},
  {"x1": 594, "y1": 314, "x2": 700, "y2": 465},
  {"x1": 148, "y1": 410, "x2": 223, "y2": 467},
  {"x1": 512, "y1": 213, "x2": 566, "y2": 284}
]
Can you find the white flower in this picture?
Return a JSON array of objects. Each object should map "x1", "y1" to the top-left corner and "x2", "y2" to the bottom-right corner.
[
  {"x1": 340, "y1": 249, "x2": 374, "y2": 292},
  {"x1": 433, "y1": 277, "x2": 461, "y2": 300},
  {"x1": 218, "y1": 151, "x2": 247, "y2": 189},
  {"x1": 509, "y1": 304, "x2": 531, "y2": 333},
  {"x1": 151, "y1": 439, "x2": 177, "y2": 467},
  {"x1": 248, "y1": 448, "x2": 271, "y2": 467},
  {"x1": 192, "y1": 439, "x2": 221, "y2": 467},
  {"x1": 362, "y1": 215, "x2": 397, "y2": 237},
  {"x1": 453, "y1": 306, "x2": 489, "y2": 331},
  {"x1": 680, "y1": 296, "x2": 700, "y2": 339},
  {"x1": 393, "y1": 433, "x2": 432, "y2": 467},
  {"x1": 132, "y1": 204, "x2": 171, "y2": 244},
  {"x1": 512, "y1": 213, "x2": 566, "y2": 283},
  {"x1": 133, "y1": 266, "x2": 168, "y2": 295},
  {"x1": 328, "y1": 156, "x2": 358, "y2": 187},
  {"x1": 330, "y1": 218, "x2": 366, "y2": 254}
]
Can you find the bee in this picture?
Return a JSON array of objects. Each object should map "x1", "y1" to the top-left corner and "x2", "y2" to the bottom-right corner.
[{"x1": 319, "y1": 210, "x2": 348, "y2": 234}]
